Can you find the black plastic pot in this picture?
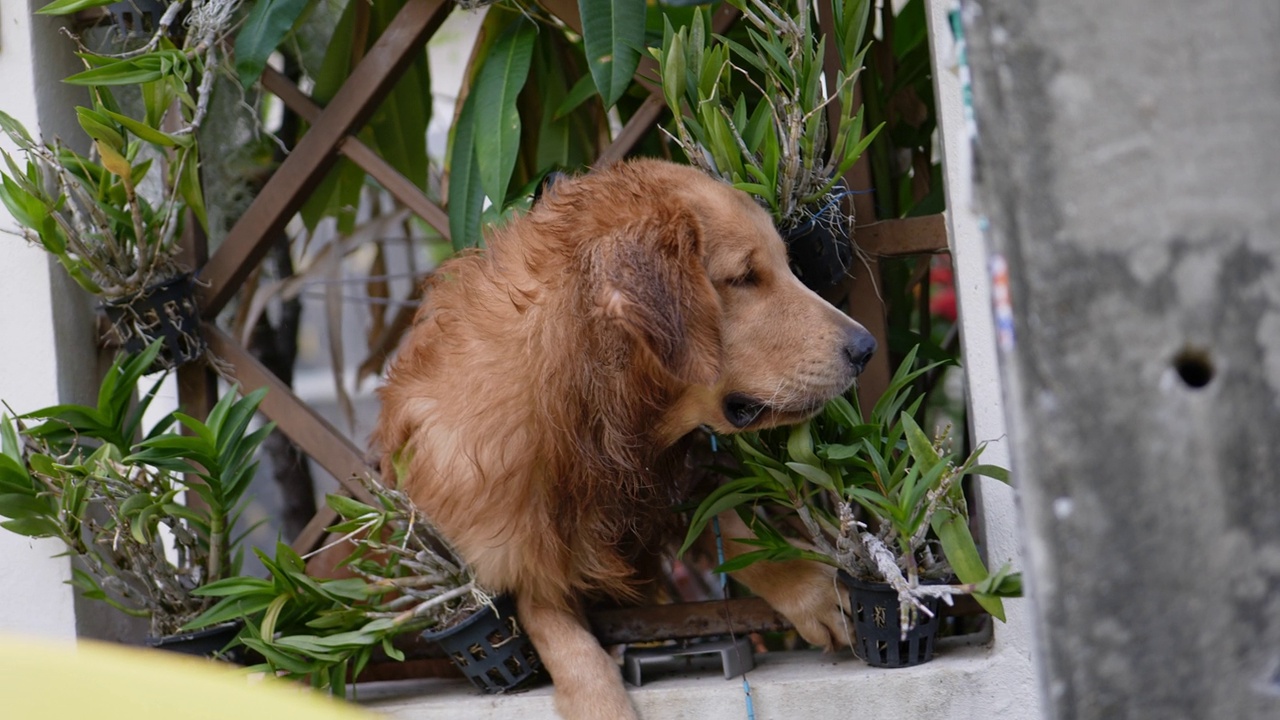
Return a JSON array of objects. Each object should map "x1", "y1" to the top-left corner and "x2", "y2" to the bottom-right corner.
[
  {"x1": 101, "y1": 273, "x2": 205, "y2": 371},
  {"x1": 146, "y1": 621, "x2": 243, "y2": 662},
  {"x1": 420, "y1": 594, "x2": 543, "y2": 693},
  {"x1": 780, "y1": 204, "x2": 854, "y2": 293},
  {"x1": 839, "y1": 571, "x2": 943, "y2": 668},
  {"x1": 105, "y1": 0, "x2": 175, "y2": 39}
]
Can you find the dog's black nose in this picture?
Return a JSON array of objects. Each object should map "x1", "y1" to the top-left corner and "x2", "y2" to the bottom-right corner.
[
  {"x1": 723, "y1": 392, "x2": 765, "y2": 429},
  {"x1": 844, "y1": 329, "x2": 877, "y2": 375}
]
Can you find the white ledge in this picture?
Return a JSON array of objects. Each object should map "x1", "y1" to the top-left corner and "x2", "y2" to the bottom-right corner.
[{"x1": 361, "y1": 635, "x2": 1035, "y2": 720}]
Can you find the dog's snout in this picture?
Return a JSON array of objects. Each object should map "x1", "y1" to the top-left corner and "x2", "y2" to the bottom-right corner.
[{"x1": 843, "y1": 329, "x2": 877, "y2": 375}]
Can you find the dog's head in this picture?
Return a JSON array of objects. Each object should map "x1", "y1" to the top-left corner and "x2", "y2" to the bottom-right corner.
[{"x1": 549, "y1": 160, "x2": 876, "y2": 440}]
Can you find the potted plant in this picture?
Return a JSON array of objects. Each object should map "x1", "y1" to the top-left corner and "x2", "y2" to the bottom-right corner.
[
  {"x1": 0, "y1": 342, "x2": 271, "y2": 654},
  {"x1": 683, "y1": 346, "x2": 1020, "y2": 667},
  {"x1": 655, "y1": 0, "x2": 883, "y2": 291},
  {"x1": 185, "y1": 471, "x2": 541, "y2": 695},
  {"x1": 0, "y1": 0, "x2": 235, "y2": 370}
]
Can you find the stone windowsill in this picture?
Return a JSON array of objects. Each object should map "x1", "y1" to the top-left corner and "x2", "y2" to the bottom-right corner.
[{"x1": 361, "y1": 634, "x2": 1024, "y2": 720}]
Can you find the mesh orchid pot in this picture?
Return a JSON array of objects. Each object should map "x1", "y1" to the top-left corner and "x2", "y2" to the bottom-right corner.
[
  {"x1": 101, "y1": 273, "x2": 206, "y2": 372},
  {"x1": 420, "y1": 594, "x2": 543, "y2": 693}
]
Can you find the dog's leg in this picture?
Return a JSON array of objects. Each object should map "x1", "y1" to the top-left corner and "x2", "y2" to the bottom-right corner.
[
  {"x1": 716, "y1": 511, "x2": 855, "y2": 650},
  {"x1": 517, "y1": 593, "x2": 638, "y2": 720}
]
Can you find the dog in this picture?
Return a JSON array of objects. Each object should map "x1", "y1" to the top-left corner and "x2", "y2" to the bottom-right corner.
[{"x1": 373, "y1": 159, "x2": 876, "y2": 719}]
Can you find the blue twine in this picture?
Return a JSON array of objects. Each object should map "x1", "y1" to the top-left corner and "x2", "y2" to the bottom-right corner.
[{"x1": 712, "y1": 514, "x2": 755, "y2": 720}]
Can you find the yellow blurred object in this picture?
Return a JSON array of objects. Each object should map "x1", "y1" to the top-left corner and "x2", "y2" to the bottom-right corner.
[{"x1": 0, "y1": 635, "x2": 377, "y2": 720}]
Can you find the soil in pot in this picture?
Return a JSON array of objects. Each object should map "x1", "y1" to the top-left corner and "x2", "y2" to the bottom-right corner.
[
  {"x1": 420, "y1": 594, "x2": 544, "y2": 693},
  {"x1": 102, "y1": 273, "x2": 205, "y2": 371},
  {"x1": 839, "y1": 571, "x2": 943, "y2": 668}
]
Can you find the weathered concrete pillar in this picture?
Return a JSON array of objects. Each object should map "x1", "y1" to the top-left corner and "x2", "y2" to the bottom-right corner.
[{"x1": 963, "y1": 0, "x2": 1280, "y2": 717}]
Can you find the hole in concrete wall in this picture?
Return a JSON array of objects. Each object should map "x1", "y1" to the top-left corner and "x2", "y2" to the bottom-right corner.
[{"x1": 1173, "y1": 348, "x2": 1214, "y2": 388}]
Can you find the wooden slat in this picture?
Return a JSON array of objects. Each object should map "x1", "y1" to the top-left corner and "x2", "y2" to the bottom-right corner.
[
  {"x1": 198, "y1": 0, "x2": 451, "y2": 317},
  {"x1": 587, "y1": 594, "x2": 983, "y2": 645},
  {"x1": 595, "y1": 94, "x2": 667, "y2": 168},
  {"x1": 855, "y1": 213, "x2": 949, "y2": 256},
  {"x1": 589, "y1": 598, "x2": 790, "y2": 645},
  {"x1": 203, "y1": 323, "x2": 378, "y2": 504},
  {"x1": 259, "y1": 67, "x2": 452, "y2": 243}
]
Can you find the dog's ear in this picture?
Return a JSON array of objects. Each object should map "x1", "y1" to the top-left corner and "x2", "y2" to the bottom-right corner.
[{"x1": 591, "y1": 207, "x2": 721, "y2": 385}]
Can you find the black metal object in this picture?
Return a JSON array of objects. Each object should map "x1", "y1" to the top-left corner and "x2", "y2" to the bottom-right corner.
[
  {"x1": 780, "y1": 193, "x2": 855, "y2": 292},
  {"x1": 420, "y1": 595, "x2": 544, "y2": 693},
  {"x1": 145, "y1": 621, "x2": 243, "y2": 662},
  {"x1": 105, "y1": 0, "x2": 173, "y2": 39},
  {"x1": 102, "y1": 273, "x2": 206, "y2": 371},
  {"x1": 840, "y1": 572, "x2": 942, "y2": 668}
]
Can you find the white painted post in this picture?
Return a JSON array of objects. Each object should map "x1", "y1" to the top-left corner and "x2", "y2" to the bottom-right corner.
[
  {"x1": 926, "y1": 0, "x2": 1041, "y2": 711},
  {"x1": 0, "y1": 0, "x2": 100, "y2": 640}
]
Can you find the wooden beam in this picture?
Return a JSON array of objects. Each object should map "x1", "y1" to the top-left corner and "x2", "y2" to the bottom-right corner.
[
  {"x1": 855, "y1": 213, "x2": 950, "y2": 257},
  {"x1": 203, "y1": 323, "x2": 378, "y2": 504},
  {"x1": 589, "y1": 598, "x2": 790, "y2": 645},
  {"x1": 259, "y1": 67, "x2": 452, "y2": 244},
  {"x1": 198, "y1": 0, "x2": 450, "y2": 317}
]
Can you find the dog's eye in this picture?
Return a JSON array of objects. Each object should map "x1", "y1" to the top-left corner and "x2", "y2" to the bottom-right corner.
[{"x1": 725, "y1": 267, "x2": 759, "y2": 287}]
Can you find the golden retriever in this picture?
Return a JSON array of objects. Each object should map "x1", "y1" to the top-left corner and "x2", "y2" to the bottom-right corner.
[{"x1": 374, "y1": 159, "x2": 876, "y2": 719}]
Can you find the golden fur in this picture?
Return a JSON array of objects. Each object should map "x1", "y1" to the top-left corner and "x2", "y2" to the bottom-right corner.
[{"x1": 374, "y1": 159, "x2": 875, "y2": 719}]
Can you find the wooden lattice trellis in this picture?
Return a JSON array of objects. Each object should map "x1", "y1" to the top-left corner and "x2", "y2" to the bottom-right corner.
[{"x1": 178, "y1": 0, "x2": 954, "y2": 653}]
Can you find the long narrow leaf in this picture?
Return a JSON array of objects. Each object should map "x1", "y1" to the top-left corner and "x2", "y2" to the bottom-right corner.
[
  {"x1": 579, "y1": 0, "x2": 645, "y2": 108},
  {"x1": 473, "y1": 16, "x2": 536, "y2": 209},
  {"x1": 234, "y1": 0, "x2": 313, "y2": 88}
]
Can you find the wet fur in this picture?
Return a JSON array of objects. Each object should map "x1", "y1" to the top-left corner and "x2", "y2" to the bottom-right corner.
[{"x1": 374, "y1": 159, "x2": 870, "y2": 719}]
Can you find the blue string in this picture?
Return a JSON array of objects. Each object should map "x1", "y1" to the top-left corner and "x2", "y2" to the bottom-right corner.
[{"x1": 712, "y1": 514, "x2": 755, "y2": 720}]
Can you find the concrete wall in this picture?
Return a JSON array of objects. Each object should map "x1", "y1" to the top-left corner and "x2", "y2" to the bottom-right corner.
[
  {"x1": 964, "y1": 0, "x2": 1280, "y2": 717},
  {"x1": 0, "y1": 0, "x2": 98, "y2": 640}
]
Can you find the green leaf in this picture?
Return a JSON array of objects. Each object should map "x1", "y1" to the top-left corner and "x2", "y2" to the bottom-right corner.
[
  {"x1": 0, "y1": 416, "x2": 21, "y2": 463},
  {"x1": 554, "y1": 73, "x2": 600, "y2": 120},
  {"x1": 176, "y1": 144, "x2": 208, "y2": 234},
  {"x1": 446, "y1": 92, "x2": 484, "y2": 251},
  {"x1": 579, "y1": 0, "x2": 645, "y2": 109},
  {"x1": 35, "y1": 0, "x2": 117, "y2": 15},
  {"x1": 381, "y1": 636, "x2": 405, "y2": 662},
  {"x1": 785, "y1": 420, "x2": 818, "y2": 465},
  {"x1": 260, "y1": 593, "x2": 289, "y2": 641},
  {"x1": 901, "y1": 412, "x2": 942, "y2": 470},
  {"x1": 932, "y1": 508, "x2": 1005, "y2": 621},
  {"x1": 191, "y1": 576, "x2": 275, "y2": 597},
  {"x1": 182, "y1": 595, "x2": 276, "y2": 631},
  {"x1": 659, "y1": 18, "x2": 685, "y2": 117},
  {"x1": 75, "y1": 107, "x2": 125, "y2": 150},
  {"x1": 784, "y1": 461, "x2": 837, "y2": 494},
  {"x1": 64, "y1": 57, "x2": 167, "y2": 86},
  {"x1": 971, "y1": 464, "x2": 1011, "y2": 483},
  {"x1": 1, "y1": 516, "x2": 61, "y2": 538},
  {"x1": 234, "y1": 0, "x2": 313, "y2": 89},
  {"x1": 99, "y1": 108, "x2": 180, "y2": 148},
  {"x1": 0, "y1": 493, "x2": 55, "y2": 520},
  {"x1": 712, "y1": 548, "x2": 777, "y2": 574},
  {"x1": 473, "y1": 16, "x2": 536, "y2": 208},
  {"x1": 325, "y1": 493, "x2": 379, "y2": 520}
]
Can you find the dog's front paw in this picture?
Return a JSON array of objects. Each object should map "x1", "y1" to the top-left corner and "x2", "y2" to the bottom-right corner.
[{"x1": 744, "y1": 558, "x2": 853, "y2": 651}]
